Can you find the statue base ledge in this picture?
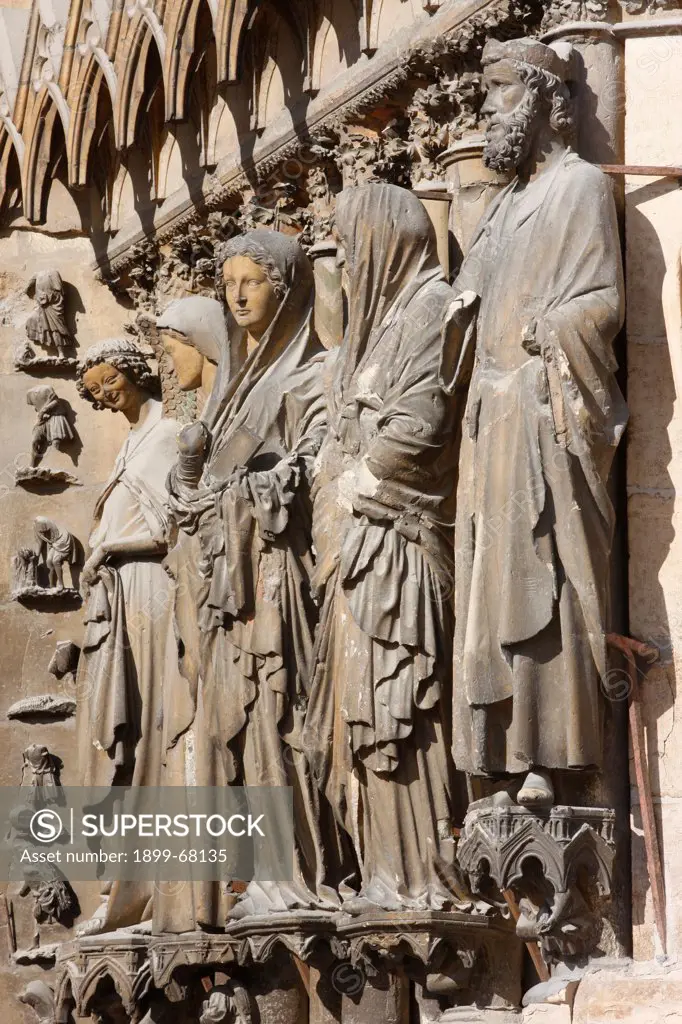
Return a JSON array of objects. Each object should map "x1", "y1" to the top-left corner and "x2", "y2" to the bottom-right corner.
[
  {"x1": 53, "y1": 907, "x2": 519, "y2": 997},
  {"x1": 15, "y1": 466, "x2": 80, "y2": 487},
  {"x1": 12, "y1": 585, "x2": 81, "y2": 604},
  {"x1": 14, "y1": 355, "x2": 78, "y2": 372}
]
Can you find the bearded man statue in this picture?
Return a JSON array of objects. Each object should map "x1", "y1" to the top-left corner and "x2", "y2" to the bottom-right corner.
[{"x1": 443, "y1": 38, "x2": 628, "y2": 807}]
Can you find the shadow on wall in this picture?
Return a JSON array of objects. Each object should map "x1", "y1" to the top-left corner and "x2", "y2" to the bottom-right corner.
[{"x1": 625, "y1": 183, "x2": 677, "y2": 937}]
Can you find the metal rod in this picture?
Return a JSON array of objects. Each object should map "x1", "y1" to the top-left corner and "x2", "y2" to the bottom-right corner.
[
  {"x1": 599, "y1": 164, "x2": 682, "y2": 178},
  {"x1": 501, "y1": 887, "x2": 550, "y2": 983},
  {"x1": 606, "y1": 633, "x2": 667, "y2": 953}
]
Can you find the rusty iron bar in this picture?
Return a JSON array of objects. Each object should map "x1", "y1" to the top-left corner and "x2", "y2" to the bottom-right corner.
[
  {"x1": 606, "y1": 633, "x2": 666, "y2": 954},
  {"x1": 599, "y1": 164, "x2": 682, "y2": 178},
  {"x1": 501, "y1": 887, "x2": 551, "y2": 983}
]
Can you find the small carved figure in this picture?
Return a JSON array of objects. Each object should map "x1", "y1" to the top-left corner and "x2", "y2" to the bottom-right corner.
[
  {"x1": 34, "y1": 517, "x2": 78, "y2": 590},
  {"x1": 21, "y1": 743, "x2": 62, "y2": 793},
  {"x1": 25, "y1": 270, "x2": 73, "y2": 358},
  {"x1": 12, "y1": 548, "x2": 39, "y2": 593},
  {"x1": 26, "y1": 385, "x2": 74, "y2": 467}
]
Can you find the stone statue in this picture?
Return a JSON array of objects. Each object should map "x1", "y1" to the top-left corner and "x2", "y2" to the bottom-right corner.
[
  {"x1": 11, "y1": 548, "x2": 39, "y2": 595},
  {"x1": 26, "y1": 385, "x2": 74, "y2": 467},
  {"x1": 444, "y1": 38, "x2": 627, "y2": 806},
  {"x1": 166, "y1": 229, "x2": 340, "y2": 919},
  {"x1": 303, "y1": 183, "x2": 459, "y2": 914},
  {"x1": 25, "y1": 270, "x2": 73, "y2": 358},
  {"x1": 74, "y1": 338, "x2": 195, "y2": 935},
  {"x1": 156, "y1": 296, "x2": 229, "y2": 410},
  {"x1": 34, "y1": 517, "x2": 78, "y2": 590}
]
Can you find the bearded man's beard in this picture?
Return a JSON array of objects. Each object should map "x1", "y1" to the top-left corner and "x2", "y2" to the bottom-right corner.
[{"x1": 483, "y1": 92, "x2": 539, "y2": 173}]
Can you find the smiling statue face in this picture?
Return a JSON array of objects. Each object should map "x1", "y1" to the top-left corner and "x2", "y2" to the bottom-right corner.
[
  {"x1": 161, "y1": 332, "x2": 204, "y2": 391},
  {"x1": 82, "y1": 362, "x2": 141, "y2": 414},
  {"x1": 222, "y1": 256, "x2": 280, "y2": 342}
]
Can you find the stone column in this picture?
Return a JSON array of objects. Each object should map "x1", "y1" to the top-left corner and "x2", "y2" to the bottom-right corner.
[
  {"x1": 309, "y1": 965, "x2": 343, "y2": 1024},
  {"x1": 310, "y1": 242, "x2": 344, "y2": 349},
  {"x1": 541, "y1": 22, "x2": 625, "y2": 165},
  {"x1": 341, "y1": 970, "x2": 409, "y2": 1024},
  {"x1": 413, "y1": 183, "x2": 452, "y2": 278},
  {"x1": 439, "y1": 134, "x2": 506, "y2": 272}
]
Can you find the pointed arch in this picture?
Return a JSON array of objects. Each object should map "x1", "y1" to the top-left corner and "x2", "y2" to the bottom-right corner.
[
  {"x1": 164, "y1": 0, "x2": 212, "y2": 122},
  {"x1": 311, "y1": 0, "x2": 360, "y2": 94},
  {"x1": 369, "y1": 0, "x2": 424, "y2": 50},
  {"x1": 246, "y1": 2, "x2": 306, "y2": 134},
  {"x1": 114, "y1": 15, "x2": 160, "y2": 151},
  {"x1": 0, "y1": 129, "x2": 23, "y2": 225},
  {"x1": 215, "y1": 0, "x2": 251, "y2": 84},
  {"x1": 22, "y1": 88, "x2": 61, "y2": 222},
  {"x1": 68, "y1": 54, "x2": 118, "y2": 187}
]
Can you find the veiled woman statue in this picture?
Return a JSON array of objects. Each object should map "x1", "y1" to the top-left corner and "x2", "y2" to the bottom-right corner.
[
  {"x1": 156, "y1": 295, "x2": 229, "y2": 410},
  {"x1": 75, "y1": 339, "x2": 195, "y2": 934},
  {"x1": 303, "y1": 184, "x2": 459, "y2": 913},
  {"x1": 167, "y1": 229, "x2": 342, "y2": 918}
]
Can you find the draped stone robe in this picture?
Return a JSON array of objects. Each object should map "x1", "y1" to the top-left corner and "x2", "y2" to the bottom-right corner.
[
  {"x1": 167, "y1": 232, "x2": 343, "y2": 916},
  {"x1": 304, "y1": 184, "x2": 459, "y2": 910},
  {"x1": 77, "y1": 399, "x2": 197, "y2": 932},
  {"x1": 447, "y1": 150, "x2": 627, "y2": 776}
]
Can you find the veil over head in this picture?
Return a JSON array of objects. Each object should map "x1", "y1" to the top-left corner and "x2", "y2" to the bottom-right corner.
[
  {"x1": 156, "y1": 296, "x2": 229, "y2": 365},
  {"x1": 333, "y1": 183, "x2": 444, "y2": 403},
  {"x1": 205, "y1": 229, "x2": 322, "y2": 470}
]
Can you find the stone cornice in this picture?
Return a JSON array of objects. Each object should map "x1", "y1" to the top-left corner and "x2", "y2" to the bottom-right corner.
[{"x1": 94, "y1": 0, "x2": 522, "y2": 276}]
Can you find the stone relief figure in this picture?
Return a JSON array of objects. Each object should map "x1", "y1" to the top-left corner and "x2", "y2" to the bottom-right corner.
[
  {"x1": 25, "y1": 270, "x2": 73, "y2": 357},
  {"x1": 444, "y1": 39, "x2": 627, "y2": 806},
  {"x1": 303, "y1": 183, "x2": 459, "y2": 914},
  {"x1": 166, "y1": 230, "x2": 340, "y2": 919},
  {"x1": 11, "y1": 548, "x2": 39, "y2": 596},
  {"x1": 74, "y1": 339, "x2": 195, "y2": 935},
  {"x1": 156, "y1": 295, "x2": 229, "y2": 409},
  {"x1": 34, "y1": 517, "x2": 78, "y2": 590},
  {"x1": 26, "y1": 385, "x2": 74, "y2": 467}
]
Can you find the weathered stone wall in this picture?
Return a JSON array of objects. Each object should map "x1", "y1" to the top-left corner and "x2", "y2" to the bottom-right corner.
[
  {"x1": 0, "y1": 229, "x2": 130, "y2": 1016},
  {"x1": 624, "y1": 21, "x2": 682, "y2": 963}
]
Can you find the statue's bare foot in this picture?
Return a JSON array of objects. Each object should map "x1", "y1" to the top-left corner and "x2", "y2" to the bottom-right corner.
[
  {"x1": 126, "y1": 919, "x2": 153, "y2": 934},
  {"x1": 342, "y1": 881, "x2": 401, "y2": 916},
  {"x1": 75, "y1": 913, "x2": 107, "y2": 937},
  {"x1": 517, "y1": 769, "x2": 554, "y2": 807},
  {"x1": 75, "y1": 903, "x2": 109, "y2": 937}
]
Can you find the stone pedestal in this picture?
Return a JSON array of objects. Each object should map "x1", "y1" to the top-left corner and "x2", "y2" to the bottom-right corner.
[
  {"x1": 440, "y1": 135, "x2": 507, "y2": 272},
  {"x1": 457, "y1": 804, "x2": 616, "y2": 967},
  {"x1": 572, "y1": 964, "x2": 682, "y2": 1022},
  {"x1": 51, "y1": 909, "x2": 523, "y2": 1023}
]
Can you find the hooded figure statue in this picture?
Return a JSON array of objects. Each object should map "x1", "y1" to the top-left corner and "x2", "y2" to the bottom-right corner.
[{"x1": 304, "y1": 184, "x2": 460, "y2": 914}]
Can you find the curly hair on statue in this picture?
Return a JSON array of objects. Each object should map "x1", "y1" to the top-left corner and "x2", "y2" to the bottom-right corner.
[
  {"x1": 514, "y1": 62, "x2": 574, "y2": 137},
  {"x1": 76, "y1": 338, "x2": 160, "y2": 410},
  {"x1": 214, "y1": 236, "x2": 286, "y2": 304}
]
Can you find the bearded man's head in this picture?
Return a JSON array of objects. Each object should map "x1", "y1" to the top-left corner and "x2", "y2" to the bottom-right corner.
[{"x1": 480, "y1": 39, "x2": 574, "y2": 174}]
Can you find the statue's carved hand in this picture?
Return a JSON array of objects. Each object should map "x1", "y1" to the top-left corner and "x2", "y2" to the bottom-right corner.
[
  {"x1": 176, "y1": 421, "x2": 210, "y2": 488},
  {"x1": 80, "y1": 545, "x2": 106, "y2": 592}
]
